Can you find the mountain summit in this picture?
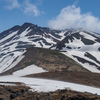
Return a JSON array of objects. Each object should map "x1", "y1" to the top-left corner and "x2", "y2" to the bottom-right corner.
[{"x1": 0, "y1": 22, "x2": 100, "y2": 74}]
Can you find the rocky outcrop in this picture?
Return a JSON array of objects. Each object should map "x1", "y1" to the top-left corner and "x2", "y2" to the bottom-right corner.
[{"x1": 0, "y1": 85, "x2": 100, "y2": 100}]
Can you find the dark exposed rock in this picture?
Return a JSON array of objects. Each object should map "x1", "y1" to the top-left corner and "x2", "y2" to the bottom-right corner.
[
  {"x1": 59, "y1": 89, "x2": 67, "y2": 93},
  {"x1": 84, "y1": 52, "x2": 100, "y2": 64},
  {"x1": 78, "y1": 47, "x2": 81, "y2": 49},
  {"x1": 60, "y1": 95, "x2": 65, "y2": 100},
  {"x1": 20, "y1": 89, "x2": 26, "y2": 93},
  {"x1": 10, "y1": 93, "x2": 17, "y2": 99},
  {"x1": 67, "y1": 46, "x2": 72, "y2": 49},
  {"x1": 73, "y1": 55, "x2": 100, "y2": 69},
  {"x1": 98, "y1": 47, "x2": 100, "y2": 51},
  {"x1": 7, "y1": 88, "x2": 17, "y2": 93}
]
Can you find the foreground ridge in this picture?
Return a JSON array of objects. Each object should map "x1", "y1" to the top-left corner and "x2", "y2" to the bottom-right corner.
[{"x1": 0, "y1": 84, "x2": 100, "y2": 100}]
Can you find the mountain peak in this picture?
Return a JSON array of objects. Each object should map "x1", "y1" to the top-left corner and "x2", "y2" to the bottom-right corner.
[
  {"x1": 0, "y1": 23, "x2": 100, "y2": 74},
  {"x1": 22, "y1": 22, "x2": 33, "y2": 27},
  {"x1": 21, "y1": 22, "x2": 38, "y2": 29}
]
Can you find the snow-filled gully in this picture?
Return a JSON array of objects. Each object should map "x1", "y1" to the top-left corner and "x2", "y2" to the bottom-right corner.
[{"x1": 0, "y1": 75, "x2": 100, "y2": 95}]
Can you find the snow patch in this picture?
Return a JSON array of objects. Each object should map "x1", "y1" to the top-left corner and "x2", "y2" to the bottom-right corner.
[
  {"x1": 20, "y1": 27, "x2": 31, "y2": 37},
  {"x1": 7, "y1": 55, "x2": 25, "y2": 73},
  {"x1": 0, "y1": 30, "x2": 19, "y2": 43},
  {"x1": 13, "y1": 64, "x2": 48, "y2": 76},
  {"x1": 80, "y1": 31, "x2": 96, "y2": 40}
]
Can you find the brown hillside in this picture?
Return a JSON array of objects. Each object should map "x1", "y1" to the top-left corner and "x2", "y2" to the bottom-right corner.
[
  {"x1": 26, "y1": 71, "x2": 100, "y2": 88},
  {"x1": 0, "y1": 47, "x2": 88, "y2": 75}
]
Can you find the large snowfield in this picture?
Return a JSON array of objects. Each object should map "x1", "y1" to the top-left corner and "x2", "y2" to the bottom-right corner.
[
  {"x1": 0, "y1": 75, "x2": 100, "y2": 95},
  {"x1": 0, "y1": 64, "x2": 100, "y2": 95}
]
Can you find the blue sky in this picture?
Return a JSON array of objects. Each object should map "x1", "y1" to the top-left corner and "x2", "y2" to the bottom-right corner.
[{"x1": 0, "y1": 0, "x2": 100, "y2": 33}]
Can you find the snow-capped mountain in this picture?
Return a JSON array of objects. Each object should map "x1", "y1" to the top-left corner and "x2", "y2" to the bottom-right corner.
[
  {"x1": 53, "y1": 29, "x2": 100, "y2": 73},
  {"x1": 0, "y1": 22, "x2": 100, "y2": 74},
  {"x1": 0, "y1": 23, "x2": 64, "y2": 73}
]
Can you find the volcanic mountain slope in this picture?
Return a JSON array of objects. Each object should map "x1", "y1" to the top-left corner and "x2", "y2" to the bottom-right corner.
[
  {"x1": 0, "y1": 23, "x2": 65, "y2": 74},
  {"x1": 1, "y1": 47, "x2": 88, "y2": 75},
  {"x1": 52, "y1": 29, "x2": 100, "y2": 73},
  {"x1": 0, "y1": 22, "x2": 100, "y2": 74}
]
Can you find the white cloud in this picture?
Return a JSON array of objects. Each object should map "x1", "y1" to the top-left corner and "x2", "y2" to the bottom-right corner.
[
  {"x1": 23, "y1": 0, "x2": 40, "y2": 16},
  {"x1": 4, "y1": 0, "x2": 41, "y2": 17},
  {"x1": 48, "y1": 5, "x2": 100, "y2": 32},
  {"x1": 5, "y1": 0, "x2": 20, "y2": 10}
]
